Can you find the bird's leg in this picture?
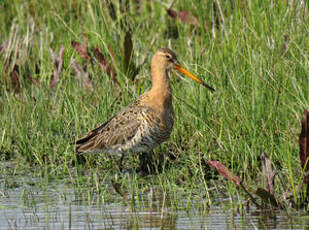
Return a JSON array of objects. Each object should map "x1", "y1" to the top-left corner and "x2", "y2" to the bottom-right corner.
[
  {"x1": 138, "y1": 150, "x2": 155, "y2": 175},
  {"x1": 117, "y1": 154, "x2": 125, "y2": 172}
]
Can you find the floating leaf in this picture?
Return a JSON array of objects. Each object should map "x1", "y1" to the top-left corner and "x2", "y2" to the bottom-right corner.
[
  {"x1": 261, "y1": 152, "x2": 275, "y2": 195},
  {"x1": 256, "y1": 187, "x2": 279, "y2": 208},
  {"x1": 72, "y1": 37, "x2": 91, "y2": 61},
  {"x1": 207, "y1": 160, "x2": 240, "y2": 185},
  {"x1": 50, "y1": 44, "x2": 64, "y2": 89}
]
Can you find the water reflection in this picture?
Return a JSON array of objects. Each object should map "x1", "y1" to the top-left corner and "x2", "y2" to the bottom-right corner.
[{"x1": 0, "y1": 186, "x2": 309, "y2": 229}]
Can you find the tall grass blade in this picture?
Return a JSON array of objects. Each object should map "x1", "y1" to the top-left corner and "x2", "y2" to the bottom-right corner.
[{"x1": 50, "y1": 44, "x2": 64, "y2": 89}]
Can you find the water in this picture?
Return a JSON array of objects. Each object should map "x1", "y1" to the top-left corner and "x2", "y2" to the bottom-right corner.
[{"x1": 1, "y1": 184, "x2": 309, "y2": 230}]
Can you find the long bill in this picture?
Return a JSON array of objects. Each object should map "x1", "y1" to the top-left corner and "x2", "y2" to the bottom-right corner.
[{"x1": 174, "y1": 63, "x2": 215, "y2": 92}]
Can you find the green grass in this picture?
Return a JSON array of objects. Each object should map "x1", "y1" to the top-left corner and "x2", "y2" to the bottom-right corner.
[{"x1": 0, "y1": 0, "x2": 308, "y2": 208}]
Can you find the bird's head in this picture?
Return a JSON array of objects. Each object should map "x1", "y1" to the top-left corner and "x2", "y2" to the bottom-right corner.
[{"x1": 152, "y1": 48, "x2": 215, "y2": 91}]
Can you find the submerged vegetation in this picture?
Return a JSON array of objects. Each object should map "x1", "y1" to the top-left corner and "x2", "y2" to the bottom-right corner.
[{"x1": 0, "y1": 0, "x2": 308, "y2": 212}]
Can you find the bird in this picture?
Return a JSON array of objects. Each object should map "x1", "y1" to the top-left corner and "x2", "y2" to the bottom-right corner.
[{"x1": 75, "y1": 48, "x2": 214, "y2": 169}]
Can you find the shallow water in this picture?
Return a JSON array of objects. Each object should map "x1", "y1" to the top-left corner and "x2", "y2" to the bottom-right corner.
[{"x1": 1, "y1": 184, "x2": 309, "y2": 230}]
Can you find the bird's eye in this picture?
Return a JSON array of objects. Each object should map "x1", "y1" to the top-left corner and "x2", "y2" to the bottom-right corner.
[{"x1": 165, "y1": 55, "x2": 171, "y2": 59}]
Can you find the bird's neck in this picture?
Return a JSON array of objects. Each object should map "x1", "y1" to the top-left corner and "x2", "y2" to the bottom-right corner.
[
  {"x1": 150, "y1": 65, "x2": 172, "y2": 100},
  {"x1": 142, "y1": 65, "x2": 172, "y2": 111}
]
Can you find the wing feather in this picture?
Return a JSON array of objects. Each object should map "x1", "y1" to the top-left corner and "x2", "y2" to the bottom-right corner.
[{"x1": 75, "y1": 106, "x2": 147, "y2": 154}]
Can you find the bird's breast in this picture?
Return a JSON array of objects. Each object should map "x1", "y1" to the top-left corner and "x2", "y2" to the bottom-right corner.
[{"x1": 162, "y1": 106, "x2": 174, "y2": 131}]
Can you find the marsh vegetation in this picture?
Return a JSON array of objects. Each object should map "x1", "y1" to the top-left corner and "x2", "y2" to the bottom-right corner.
[{"x1": 0, "y1": 0, "x2": 309, "y2": 228}]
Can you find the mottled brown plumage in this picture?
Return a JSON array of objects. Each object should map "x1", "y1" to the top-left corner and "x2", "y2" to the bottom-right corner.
[{"x1": 76, "y1": 48, "x2": 214, "y2": 155}]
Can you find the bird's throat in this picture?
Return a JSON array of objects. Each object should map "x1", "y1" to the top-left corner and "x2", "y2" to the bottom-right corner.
[{"x1": 146, "y1": 67, "x2": 173, "y2": 110}]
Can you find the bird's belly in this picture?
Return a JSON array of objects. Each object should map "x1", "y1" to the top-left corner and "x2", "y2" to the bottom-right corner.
[{"x1": 118, "y1": 124, "x2": 172, "y2": 154}]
